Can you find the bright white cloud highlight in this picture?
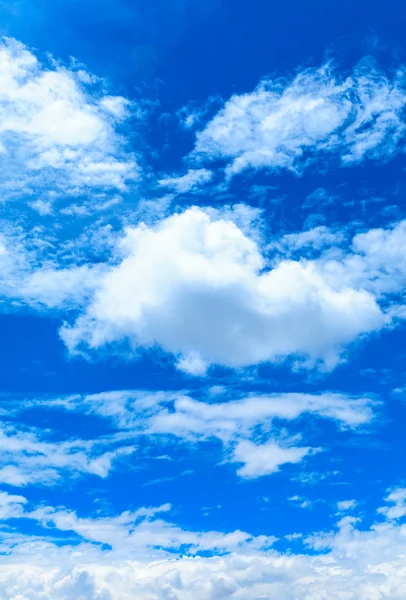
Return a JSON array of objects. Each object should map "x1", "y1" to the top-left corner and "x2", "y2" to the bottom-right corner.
[{"x1": 193, "y1": 60, "x2": 406, "y2": 176}]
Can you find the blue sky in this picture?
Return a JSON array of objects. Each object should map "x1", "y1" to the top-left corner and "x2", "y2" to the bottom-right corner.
[{"x1": 0, "y1": 0, "x2": 405, "y2": 598}]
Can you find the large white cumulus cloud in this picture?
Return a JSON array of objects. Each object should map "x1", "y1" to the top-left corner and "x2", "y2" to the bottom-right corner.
[{"x1": 61, "y1": 207, "x2": 384, "y2": 374}]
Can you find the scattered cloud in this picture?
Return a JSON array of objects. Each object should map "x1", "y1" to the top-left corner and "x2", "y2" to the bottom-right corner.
[
  {"x1": 158, "y1": 168, "x2": 213, "y2": 193},
  {"x1": 0, "y1": 410, "x2": 135, "y2": 487},
  {"x1": 273, "y1": 225, "x2": 346, "y2": 255},
  {"x1": 337, "y1": 499, "x2": 357, "y2": 512},
  {"x1": 21, "y1": 387, "x2": 377, "y2": 480},
  {"x1": 232, "y1": 440, "x2": 313, "y2": 478},
  {"x1": 193, "y1": 59, "x2": 406, "y2": 177},
  {"x1": 377, "y1": 487, "x2": 406, "y2": 520},
  {"x1": 0, "y1": 37, "x2": 140, "y2": 204},
  {"x1": 0, "y1": 491, "x2": 276, "y2": 559},
  {"x1": 288, "y1": 494, "x2": 320, "y2": 509}
]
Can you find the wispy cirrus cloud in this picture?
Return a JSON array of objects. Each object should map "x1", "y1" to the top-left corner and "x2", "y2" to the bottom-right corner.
[
  {"x1": 158, "y1": 168, "x2": 213, "y2": 193},
  {"x1": 192, "y1": 60, "x2": 406, "y2": 177},
  {"x1": 22, "y1": 387, "x2": 377, "y2": 480},
  {"x1": 0, "y1": 410, "x2": 135, "y2": 487},
  {"x1": 0, "y1": 490, "x2": 276, "y2": 559}
]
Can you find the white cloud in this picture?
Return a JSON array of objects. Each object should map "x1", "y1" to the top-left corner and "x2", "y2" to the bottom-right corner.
[
  {"x1": 20, "y1": 263, "x2": 106, "y2": 308},
  {"x1": 100, "y1": 96, "x2": 131, "y2": 120},
  {"x1": 28, "y1": 198, "x2": 54, "y2": 215},
  {"x1": 0, "y1": 495, "x2": 275, "y2": 560},
  {"x1": 0, "y1": 416, "x2": 135, "y2": 487},
  {"x1": 266, "y1": 221, "x2": 406, "y2": 325},
  {"x1": 274, "y1": 225, "x2": 345, "y2": 254},
  {"x1": 158, "y1": 168, "x2": 213, "y2": 193},
  {"x1": 378, "y1": 488, "x2": 406, "y2": 521},
  {"x1": 193, "y1": 60, "x2": 406, "y2": 176},
  {"x1": 176, "y1": 350, "x2": 208, "y2": 375},
  {"x1": 328, "y1": 220, "x2": 406, "y2": 296},
  {"x1": 288, "y1": 495, "x2": 319, "y2": 510},
  {"x1": 4, "y1": 210, "x2": 406, "y2": 376},
  {"x1": 31, "y1": 388, "x2": 376, "y2": 479},
  {"x1": 231, "y1": 440, "x2": 312, "y2": 478},
  {"x1": 0, "y1": 32, "x2": 404, "y2": 600},
  {"x1": 143, "y1": 391, "x2": 376, "y2": 441},
  {"x1": 0, "y1": 223, "x2": 111, "y2": 310},
  {"x1": 309, "y1": 221, "x2": 406, "y2": 326},
  {"x1": 0, "y1": 37, "x2": 140, "y2": 201},
  {"x1": 337, "y1": 499, "x2": 357, "y2": 512},
  {"x1": 202, "y1": 203, "x2": 264, "y2": 242},
  {"x1": 0, "y1": 490, "x2": 404, "y2": 599},
  {"x1": 60, "y1": 207, "x2": 385, "y2": 373},
  {"x1": 0, "y1": 490, "x2": 27, "y2": 519},
  {"x1": 177, "y1": 95, "x2": 222, "y2": 130}
]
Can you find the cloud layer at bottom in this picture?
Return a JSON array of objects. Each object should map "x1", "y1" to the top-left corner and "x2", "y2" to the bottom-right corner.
[{"x1": 1, "y1": 509, "x2": 406, "y2": 600}]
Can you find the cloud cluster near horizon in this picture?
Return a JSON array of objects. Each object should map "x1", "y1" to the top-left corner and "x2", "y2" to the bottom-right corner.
[{"x1": 0, "y1": 486, "x2": 404, "y2": 599}]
